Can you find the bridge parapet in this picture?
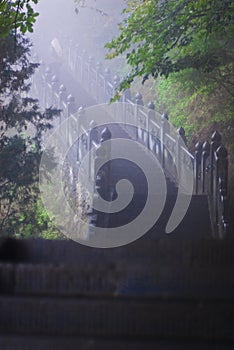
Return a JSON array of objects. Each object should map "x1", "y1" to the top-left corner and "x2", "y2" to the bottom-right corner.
[{"x1": 29, "y1": 44, "x2": 230, "y2": 239}]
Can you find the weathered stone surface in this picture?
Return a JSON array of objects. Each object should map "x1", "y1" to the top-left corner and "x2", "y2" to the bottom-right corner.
[
  {"x1": 1, "y1": 239, "x2": 234, "y2": 344},
  {"x1": 0, "y1": 296, "x2": 234, "y2": 339},
  {"x1": 0, "y1": 263, "x2": 234, "y2": 299},
  {"x1": 1, "y1": 238, "x2": 234, "y2": 266},
  {"x1": 0, "y1": 336, "x2": 233, "y2": 350}
]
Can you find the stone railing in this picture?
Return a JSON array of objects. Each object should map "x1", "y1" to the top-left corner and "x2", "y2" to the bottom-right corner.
[
  {"x1": 194, "y1": 131, "x2": 229, "y2": 237},
  {"x1": 29, "y1": 44, "x2": 230, "y2": 238}
]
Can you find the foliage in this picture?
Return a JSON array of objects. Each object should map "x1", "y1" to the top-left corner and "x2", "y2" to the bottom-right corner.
[
  {"x1": 154, "y1": 68, "x2": 234, "y2": 142},
  {"x1": 0, "y1": 0, "x2": 39, "y2": 37},
  {"x1": 74, "y1": 0, "x2": 108, "y2": 16},
  {"x1": 0, "y1": 0, "x2": 64, "y2": 237},
  {"x1": 0, "y1": 33, "x2": 60, "y2": 236},
  {"x1": 105, "y1": 0, "x2": 234, "y2": 100},
  {"x1": 16, "y1": 198, "x2": 64, "y2": 239}
]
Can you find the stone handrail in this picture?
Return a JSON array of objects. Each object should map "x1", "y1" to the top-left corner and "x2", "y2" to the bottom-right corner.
[{"x1": 30, "y1": 43, "x2": 230, "y2": 238}]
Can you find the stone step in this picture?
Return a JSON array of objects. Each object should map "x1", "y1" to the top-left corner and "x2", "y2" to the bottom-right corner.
[
  {"x1": 1, "y1": 238, "x2": 234, "y2": 266},
  {"x1": 0, "y1": 335, "x2": 233, "y2": 350},
  {"x1": 0, "y1": 295, "x2": 234, "y2": 339},
  {"x1": 0, "y1": 263, "x2": 234, "y2": 299},
  {"x1": 148, "y1": 194, "x2": 212, "y2": 238},
  {"x1": 107, "y1": 194, "x2": 212, "y2": 237}
]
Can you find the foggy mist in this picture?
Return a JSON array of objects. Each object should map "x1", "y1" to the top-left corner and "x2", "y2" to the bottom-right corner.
[
  {"x1": 31, "y1": 1, "x2": 124, "y2": 75},
  {"x1": 27, "y1": 0, "x2": 127, "y2": 116}
]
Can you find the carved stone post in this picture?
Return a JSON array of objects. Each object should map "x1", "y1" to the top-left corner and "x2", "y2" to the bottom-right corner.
[
  {"x1": 216, "y1": 145, "x2": 229, "y2": 237},
  {"x1": 91, "y1": 127, "x2": 112, "y2": 228},
  {"x1": 77, "y1": 107, "x2": 85, "y2": 163},
  {"x1": 51, "y1": 75, "x2": 59, "y2": 92},
  {"x1": 147, "y1": 102, "x2": 155, "y2": 150},
  {"x1": 51, "y1": 75, "x2": 59, "y2": 106},
  {"x1": 135, "y1": 93, "x2": 143, "y2": 140},
  {"x1": 59, "y1": 85, "x2": 67, "y2": 122},
  {"x1": 66, "y1": 95, "x2": 76, "y2": 148},
  {"x1": 104, "y1": 68, "x2": 111, "y2": 102},
  {"x1": 74, "y1": 43, "x2": 80, "y2": 75},
  {"x1": 160, "y1": 113, "x2": 168, "y2": 169},
  {"x1": 113, "y1": 75, "x2": 120, "y2": 100},
  {"x1": 67, "y1": 94, "x2": 76, "y2": 116},
  {"x1": 68, "y1": 39, "x2": 74, "y2": 70},
  {"x1": 175, "y1": 127, "x2": 185, "y2": 182},
  {"x1": 210, "y1": 131, "x2": 222, "y2": 196},
  {"x1": 44, "y1": 67, "x2": 52, "y2": 108},
  {"x1": 81, "y1": 49, "x2": 86, "y2": 83},
  {"x1": 194, "y1": 142, "x2": 202, "y2": 194},
  {"x1": 122, "y1": 88, "x2": 131, "y2": 126},
  {"x1": 88, "y1": 120, "x2": 99, "y2": 180},
  {"x1": 201, "y1": 141, "x2": 210, "y2": 193},
  {"x1": 87, "y1": 56, "x2": 94, "y2": 91},
  {"x1": 122, "y1": 87, "x2": 131, "y2": 103},
  {"x1": 96, "y1": 62, "x2": 102, "y2": 102}
]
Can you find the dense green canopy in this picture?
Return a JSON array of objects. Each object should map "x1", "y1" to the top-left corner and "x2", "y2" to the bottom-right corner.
[
  {"x1": 0, "y1": 0, "x2": 39, "y2": 37},
  {"x1": 105, "y1": 0, "x2": 234, "y2": 98}
]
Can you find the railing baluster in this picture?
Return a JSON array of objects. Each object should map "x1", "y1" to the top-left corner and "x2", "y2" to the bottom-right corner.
[
  {"x1": 201, "y1": 141, "x2": 210, "y2": 193},
  {"x1": 210, "y1": 131, "x2": 222, "y2": 196},
  {"x1": 194, "y1": 142, "x2": 202, "y2": 194},
  {"x1": 216, "y1": 145, "x2": 229, "y2": 238}
]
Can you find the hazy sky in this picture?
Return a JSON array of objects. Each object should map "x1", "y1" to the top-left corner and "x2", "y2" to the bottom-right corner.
[{"x1": 31, "y1": 0, "x2": 125, "y2": 62}]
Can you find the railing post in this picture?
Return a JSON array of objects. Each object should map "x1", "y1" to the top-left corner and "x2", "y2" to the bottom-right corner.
[
  {"x1": 216, "y1": 145, "x2": 229, "y2": 238},
  {"x1": 122, "y1": 88, "x2": 131, "y2": 126},
  {"x1": 44, "y1": 66, "x2": 52, "y2": 107},
  {"x1": 104, "y1": 68, "x2": 111, "y2": 102},
  {"x1": 210, "y1": 131, "x2": 222, "y2": 196},
  {"x1": 176, "y1": 127, "x2": 186, "y2": 181},
  {"x1": 113, "y1": 74, "x2": 121, "y2": 104},
  {"x1": 51, "y1": 75, "x2": 59, "y2": 106},
  {"x1": 201, "y1": 141, "x2": 210, "y2": 193},
  {"x1": 68, "y1": 39, "x2": 73, "y2": 70},
  {"x1": 88, "y1": 120, "x2": 99, "y2": 180},
  {"x1": 194, "y1": 142, "x2": 202, "y2": 194},
  {"x1": 88, "y1": 56, "x2": 95, "y2": 91},
  {"x1": 51, "y1": 75, "x2": 59, "y2": 93},
  {"x1": 59, "y1": 84, "x2": 67, "y2": 105},
  {"x1": 66, "y1": 95, "x2": 76, "y2": 147},
  {"x1": 210, "y1": 131, "x2": 222, "y2": 233},
  {"x1": 77, "y1": 106, "x2": 85, "y2": 163},
  {"x1": 58, "y1": 84, "x2": 67, "y2": 126},
  {"x1": 91, "y1": 127, "x2": 112, "y2": 228},
  {"x1": 147, "y1": 101, "x2": 155, "y2": 150},
  {"x1": 74, "y1": 43, "x2": 80, "y2": 74},
  {"x1": 178, "y1": 126, "x2": 186, "y2": 145},
  {"x1": 135, "y1": 93, "x2": 143, "y2": 141},
  {"x1": 160, "y1": 113, "x2": 168, "y2": 169},
  {"x1": 67, "y1": 94, "x2": 76, "y2": 117},
  {"x1": 81, "y1": 49, "x2": 86, "y2": 83},
  {"x1": 113, "y1": 75, "x2": 120, "y2": 90},
  {"x1": 122, "y1": 87, "x2": 131, "y2": 103},
  {"x1": 96, "y1": 62, "x2": 102, "y2": 102}
]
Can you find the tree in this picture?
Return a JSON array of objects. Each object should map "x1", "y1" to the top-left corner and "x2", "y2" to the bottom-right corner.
[
  {"x1": 0, "y1": 1, "x2": 62, "y2": 236},
  {"x1": 0, "y1": 33, "x2": 60, "y2": 235},
  {"x1": 105, "y1": 0, "x2": 234, "y2": 98},
  {"x1": 0, "y1": 0, "x2": 39, "y2": 38}
]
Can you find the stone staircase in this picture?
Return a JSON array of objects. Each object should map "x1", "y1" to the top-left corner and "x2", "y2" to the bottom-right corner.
[
  {"x1": 0, "y1": 105, "x2": 226, "y2": 350},
  {"x1": 1, "y1": 55, "x2": 232, "y2": 349},
  {"x1": 0, "y1": 238, "x2": 234, "y2": 349},
  {"x1": 93, "y1": 123, "x2": 212, "y2": 238}
]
